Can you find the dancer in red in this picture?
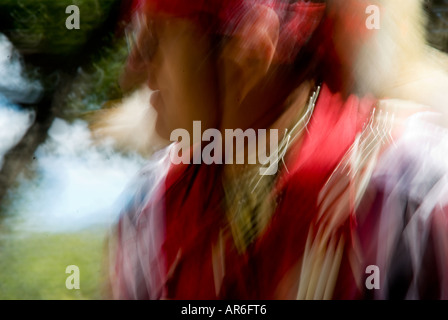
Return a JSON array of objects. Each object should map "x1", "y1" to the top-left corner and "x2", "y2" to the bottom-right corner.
[{"x1": 107, "y1": 0, "x2": 448, "y2": 299}]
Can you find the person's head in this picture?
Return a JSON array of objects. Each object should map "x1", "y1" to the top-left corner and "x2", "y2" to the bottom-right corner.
[
  {"x1": 122, "y1": 0, "x2": 328, "y2": 140},
  {"x1": 122, "y1": 6, "x2": 220, "y2": 140}
]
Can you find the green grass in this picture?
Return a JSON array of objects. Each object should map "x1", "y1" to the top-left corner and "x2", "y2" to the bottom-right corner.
[{"x1": 0, "y1": 227, "x2": 109, "y2": 300}]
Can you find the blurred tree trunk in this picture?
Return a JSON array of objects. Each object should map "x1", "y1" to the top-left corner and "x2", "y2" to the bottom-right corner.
[{"x1": 0, "y1": 0, "x2": 125, "y2": 207}]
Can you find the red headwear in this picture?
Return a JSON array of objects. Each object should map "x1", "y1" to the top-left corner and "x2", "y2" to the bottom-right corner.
[{"x1": 130, "y1": 0, "x2": 327, "y2": 63}]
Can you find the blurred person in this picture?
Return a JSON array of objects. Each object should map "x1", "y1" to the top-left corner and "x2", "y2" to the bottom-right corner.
[{"x1": 104, "y1": 0, "x2": 448, "y2": 299}]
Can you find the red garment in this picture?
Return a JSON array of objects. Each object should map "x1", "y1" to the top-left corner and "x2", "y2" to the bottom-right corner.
[
  {"x1": 112, "y1": 83, "x2": 374, "y2": 299},
  {"x1": 252, "y1": 83, "x2": 373, "y2": 299}
]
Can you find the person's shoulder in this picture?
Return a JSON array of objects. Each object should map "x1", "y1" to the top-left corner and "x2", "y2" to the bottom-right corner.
[
  {"x1": 372, "y1": 101, "x2": 448, "y2": 192},
  {"x1": 356, "y1": 101, "x2": 448, "y2": 299}
]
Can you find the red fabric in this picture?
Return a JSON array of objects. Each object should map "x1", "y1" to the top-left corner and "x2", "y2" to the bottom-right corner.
[
  {"x1": 250, "y1": 83, "x2": 373, "y2": 299},
  {"x1": 113, "y1": 83, "x2": 375, "y2": 299},
  {"x1": 142, "y1": 0, "x2": 225, "y2": 18},
  {"x1": 161, "y1": 163, "x2": 255, "y2": 299},
  {"x1": 276, "y1": 2, "x2": 327, "y2": 62}
]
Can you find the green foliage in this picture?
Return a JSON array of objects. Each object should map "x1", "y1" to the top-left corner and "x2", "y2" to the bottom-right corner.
[
  {"x1": 1, "y1": 0, "x2": 119, "y2": 55},
  {"x1": 62, "y1": 35, "x2": 128, "y2": 118}
]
